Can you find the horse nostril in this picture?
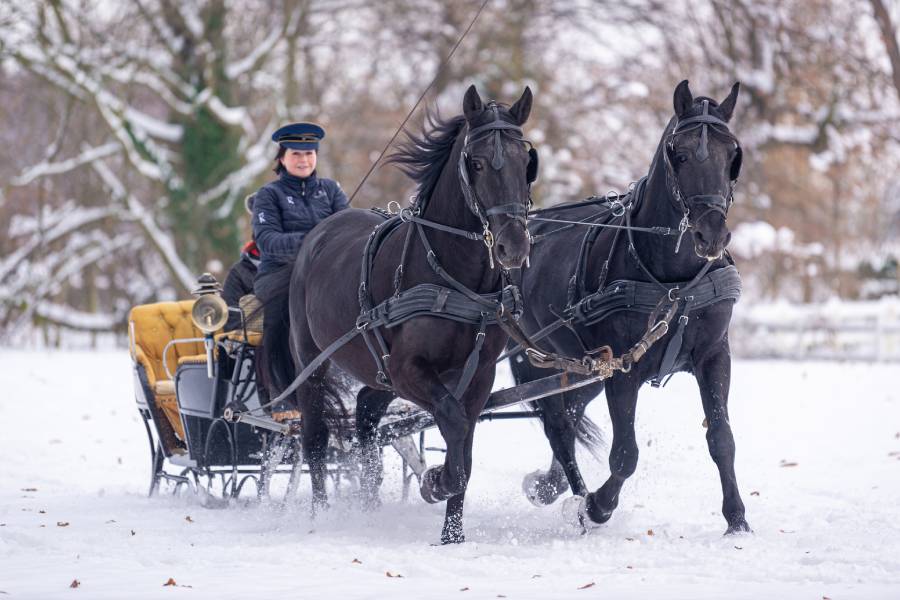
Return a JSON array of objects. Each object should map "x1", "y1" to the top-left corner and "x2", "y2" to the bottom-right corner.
[
  {"x1": 695, "y1": 230, "x2": 707, "y2": 245},
  {"x1": 496, "y1": 242, "x2": 507, "y2": 258}
]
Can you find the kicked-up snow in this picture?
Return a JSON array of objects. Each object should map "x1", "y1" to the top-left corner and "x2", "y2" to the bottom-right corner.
[{"x1": 0, "y1": 350, "x2": 898, "y2": 599}]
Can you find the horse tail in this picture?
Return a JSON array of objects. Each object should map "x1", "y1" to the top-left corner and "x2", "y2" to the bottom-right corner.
[
  {"x1": 574, "y1": 412, "x2": 605, "y2": 462},
  {"x1": 508, "y1": 348, "x2": 606, "y2": 461},
  {"x1": 314, "y1": 367, "x2": 353, "y2": 440}
]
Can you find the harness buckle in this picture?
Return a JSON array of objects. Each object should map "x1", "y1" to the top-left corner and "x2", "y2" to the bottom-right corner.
[
  {"x1": 387, "y1": 200, "x2": 402, "y2": 215},
  {"x1": 482, "y1": 228, "x2": 494, "y2": 249},
  {"x1": 609, "y1": 199, "x2": 626, "y2": 218},
  {"x1": 679, "y1": 314, "x2": 689, "y2": 326},
  {"x1": 399, "y1": 207, "x2": 414, "y2": 222},
  {"x1": 668, "y1": 287, "x2": 680, "y2": 302}
]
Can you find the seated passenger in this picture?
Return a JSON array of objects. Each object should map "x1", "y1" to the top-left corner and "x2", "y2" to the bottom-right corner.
[{"x1": 222, "y1": 194, "x2": 261, "y2": 332}]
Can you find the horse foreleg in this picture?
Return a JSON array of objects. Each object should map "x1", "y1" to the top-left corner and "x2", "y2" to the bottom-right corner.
[
  {"x1": 439, "y1": 364, "x2": 493, "y2": 544},
  {"x1": 390, "y1": 358, "x2": 470, "y2": 506},
  {"x1": 694, "y1": 345, "x2": 750, "y2": 535},
  {"x1": 355, "y1": 386, "x2": 395, "y2": 510},
  {"x1": 581, "y1": 374, "x2": 639, "y2": 526}
]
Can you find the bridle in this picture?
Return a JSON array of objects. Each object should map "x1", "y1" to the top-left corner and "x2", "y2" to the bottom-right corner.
[
  {"x1": 457, "y1": 101, "x2": 538, "y2": 266},
  {"x1": 663, "y1": 99, "x2": 743, "y2": 253}
]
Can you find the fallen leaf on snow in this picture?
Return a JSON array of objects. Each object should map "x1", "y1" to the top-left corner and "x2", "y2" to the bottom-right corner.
[
  {"x1": 105, "y1": 520, "x2": 115, "y2": 524},
  {"x1": 351, "y1": 558, "x2": 362, "y2": 564},
  {"x1": 779, "y1": 460, "x2": 799, "y2": 467},
  {"x1": 750, "y1": 491, "x2": 760, "y2": 496},
  {"x1": 647, "y1": 529, "x2": 654, "y2": 536},
  {"x1": 131, "y1": 530, "x2": 136, "y2": 536},
  {"x1": 163, "y1": 578, "x2": 177, "y2": 586},
  {"x1": 57, "y1": 522, "x2": 70, "y2": 527},
  {"x1": 626, "y1": 565, "x2": 634, "y2": 569},
  {"x1": 578, "y1": 582, "x2": 596, "y2": 589},
  {"x1": 460, "y1": 587, "x2": 470, "y2": 591},
  {"x1": 625, "y1": 537, "x2": 635, "y2": 541},
  {"x1": 497, "y1": 596, "x2": 506, "y2": 598},
  {"x1": 385, "y1": 571, "x2": 403, "y2": 578},
  {"x1": 69, "y1": 580, "x2": 80, "y2": 588},
  {"x1": 888, "y1": 451, "x2": 900, "y2": 457},
  {"x1": 21, "y1": 488, "x2": 37, "y2": 492},
  {"x1": 39, "y1": 510, "x2": 46, "y2": 514},
  {"x1": 734, "y1": 546, "x2": 743, "y2": 550},
  {"x1": 184, "y1": 516, "x2": 194, "y2": 523},
  {"x1": 531, "y1": 575, "x2": 541, "y2": 579}
]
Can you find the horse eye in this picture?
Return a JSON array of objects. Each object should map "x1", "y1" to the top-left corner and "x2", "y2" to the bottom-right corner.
[
  {"x1": 677, "y1": 154, "x2": 689, "y2": 164},
  {"x1": 471, "y1": 160, "x2": 484, "y2": 172}
]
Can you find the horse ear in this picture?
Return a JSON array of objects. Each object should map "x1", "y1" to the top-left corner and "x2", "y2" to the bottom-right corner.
[
  {"x1": 718, "y1": 82, "x2": 740, "y2": 122},
  {"x1": 463, "y1": 84, "x2": 484, "y2": 121},
  {"x1": 509, "y1": 86, "x2": 533, "y2": 125},
  {"x1": 673, "y1": 80, "x2": 693, "y2": 118}
]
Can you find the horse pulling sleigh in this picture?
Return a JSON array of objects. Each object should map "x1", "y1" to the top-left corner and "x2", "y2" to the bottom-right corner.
[{"x1": 128, "y1": 81, "x2": 751, "y2": 542}]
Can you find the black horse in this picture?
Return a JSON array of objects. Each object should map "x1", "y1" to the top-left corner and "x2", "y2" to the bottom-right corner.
[
  {"x1": 263, "y1": 85, "x2": 535, "y2": 543},
  {"x1": 511, "y1": 80, "x2": 751, "y2": 535}
]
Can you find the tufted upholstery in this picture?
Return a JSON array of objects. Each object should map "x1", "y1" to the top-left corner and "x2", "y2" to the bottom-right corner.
[{"x1": 129, "y1": 300, "x2": 206, "y2": 444}]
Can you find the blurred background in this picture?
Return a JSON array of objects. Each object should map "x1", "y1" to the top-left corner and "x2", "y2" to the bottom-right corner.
[{"x1": 1, "y1": 0, "x2": 899, "y2": 359}]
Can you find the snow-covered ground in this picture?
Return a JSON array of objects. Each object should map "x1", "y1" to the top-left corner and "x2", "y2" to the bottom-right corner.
[{"x1": 1, "y1": 350, "x2": 898, "y2": 599}]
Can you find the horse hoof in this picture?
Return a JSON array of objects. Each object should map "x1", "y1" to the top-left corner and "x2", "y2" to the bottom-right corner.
[
  {"x1": 419, "y1": 466, "x2": 443, "y2": 504},
  {"x1": 522, "y1": 470, "x2": 568, "y2": 507},
  {"x1": 563, "y1": 494, "x2": 611, "y2": 530},
  {"x1": 725, "y1": 519, "x2": 752, "y2": 535},
  {"x1": 359, "y1": 492, "x2": 382, "y2": 512},
  {"x1": 561, "y1": 495, "x2": 586, "y2": 529},
  {"x1": 440, "y1": 530, "x2": 465, "y2": 544}
]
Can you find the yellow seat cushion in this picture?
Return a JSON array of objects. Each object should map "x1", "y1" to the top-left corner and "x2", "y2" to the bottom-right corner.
[{"x1": 129, "y1": 300, "x2": 207, "y2": 445}]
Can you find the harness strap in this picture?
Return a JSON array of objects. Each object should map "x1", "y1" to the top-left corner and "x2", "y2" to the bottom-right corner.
[
  {"x1": 251, "y1": 327, "x2": 362, "y2": 415},
  {"x1": 452, "y1": 314, "x2": 489, "y2": 400},
  {"x1": 652, "y1": 293, "x2": 696, "y2": 387},
  {"x1": 403, "y1": 210, "x2": 484, "y2": 241}
]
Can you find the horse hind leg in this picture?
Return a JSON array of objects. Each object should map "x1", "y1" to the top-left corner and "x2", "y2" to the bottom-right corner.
[
  {"x1": 297, "y1": 380, "x2": 331, "y2": 513},
  {"x1": 354, "y1": 386, "x2": 395, "y2": 510},
  {"x1": 511, "y1": 352, "x2": 594, "y2": 504}
]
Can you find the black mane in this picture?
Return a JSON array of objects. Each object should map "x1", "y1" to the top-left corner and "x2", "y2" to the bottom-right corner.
[{"x1": 388, "y1": 110, "x2": 466, "y2": 207}]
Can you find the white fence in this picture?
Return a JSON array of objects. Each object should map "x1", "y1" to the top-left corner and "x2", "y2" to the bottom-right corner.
[{"x1": 730, "y1": 296, "x2": 900, "y2": 362}]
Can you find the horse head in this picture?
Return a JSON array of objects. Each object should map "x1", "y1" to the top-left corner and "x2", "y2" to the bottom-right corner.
[
  {"x1": 460, "y1": 85, "x2": 535, "y2": 270},
  {"x1": 665, "y1": 80, "x2": 742, "y2": 260}
]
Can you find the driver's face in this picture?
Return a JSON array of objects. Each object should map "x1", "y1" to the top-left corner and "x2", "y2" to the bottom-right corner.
[{"x1": 281, "y1": 149, "x2": 317, "y2": 178}]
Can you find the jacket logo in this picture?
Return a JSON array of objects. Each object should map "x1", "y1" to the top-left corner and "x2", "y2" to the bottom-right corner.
[
  {"x1": 315, "y1": 190, "x2": 325, "y2": 198},
  {"x1": 258, "y1": 211, "x2": 266, "y2": 223},
  {"x1": 286, "y1": 195, "x2": 295, "y2": 204}
]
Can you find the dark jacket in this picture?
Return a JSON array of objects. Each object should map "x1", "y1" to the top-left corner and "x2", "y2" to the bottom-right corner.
[
  {"x1": 252, "y1": 171, "x2": 350, "y2": 276},
  {"x1": 222, "y1": 241, "x2": 260, "y2": 331}
]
